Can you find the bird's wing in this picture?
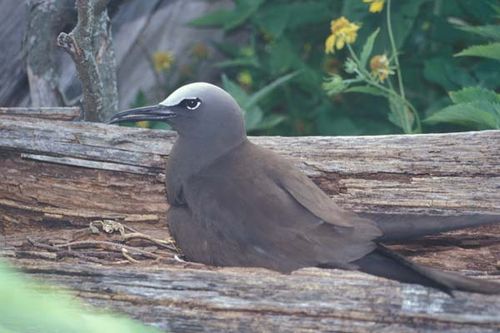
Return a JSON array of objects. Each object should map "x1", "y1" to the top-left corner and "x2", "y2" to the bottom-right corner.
[
  {"x1": 277, "y1": 164, "x2": 359, "y2": 228},
  {"x1": 261, "y1": 145, "x2": 381, "y2": 234},
  {"x1": 182, "y1": 141, "x2": 381, "y2": 272}
]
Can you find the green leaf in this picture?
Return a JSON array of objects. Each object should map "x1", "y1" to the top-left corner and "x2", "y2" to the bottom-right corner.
[
  {"x1": 257, "y1": 2, "x2": 331, "y2": 33},
  {"x1": 388, "y1": 0, "x2": 427, "y2": 49},
  {"x1": 268, "y1": 39, "x2": 295, "y2": 75},
  {"x1": 189, "y1": 0, "x2": 264, "y2": 31},
  {"x1": 245, "y1": 71, "x2": 300, "y2": 110},
  {"x1": 360, "y1": 28, "x2": 380, "y2": 69},
  {"x1": 189, "y1": 10, "x2": 233, "y2": 28},
  {"x1": 212, "y1": 41, "x2": 243, "y2": 58},
  {"x1": 455, "y1": 43, "x2": 500, "y2": 61},
  {"x1": 215, "y1": 58, "x2": 260, "y2": 69},
  {"x1": 424, "y1": 101, "x2": 500, "y2": 129},
  {"x1": 254, "y1": 6, "x2": 290, "y2": 38},
  {"x1": 449, "y1": 87, "x2": 500, "y2": 104},
  {"x1": 341, "y1": 0, "x2": 370, "y2": 22},
  {"x1": 344, "y1": 85, "x2": 386, "y2": 97},
  {"x1": 423, "y1": 57, "x2": 475, "y2": 90},
  {"x1": 222, "y1": 74, "x2": 292, "y2": 132},
  {"x1": 254, "y1": 114, "x2": 287, "y2": 130},
  {"x1": 457, "y1": 25, "x2": 500, "y2": 41},
  {"x1": 224, "y1": 0, "x2": 265, "y2": 31},
  {"x1": 0, "y1": 262, "x2": 161, "y2": 333},
  {"x1": 245, "y1": 106, "x2": 264, "y2": 131},
  {"x1": 388, "y1": 94, "x2": 413, "y2": 133},
  {"x1": 281, "y1": 2, "x2": 332, "y2": 29},
  {"x1": 221, "y1": 74, "x2": 251, "y2": 106}
]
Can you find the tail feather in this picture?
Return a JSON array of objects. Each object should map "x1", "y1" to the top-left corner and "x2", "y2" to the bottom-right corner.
[
  {"x1": 361, "y1": 213, "x2": 500, "y2": 242},
  {"x1": 353, "y1": 245, "x2": 500, "y2": 295}
]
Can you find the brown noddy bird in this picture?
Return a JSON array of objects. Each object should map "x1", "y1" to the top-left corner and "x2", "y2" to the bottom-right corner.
[{"x1": 110, "y1": 82, "x2": 500, "y2": 294}]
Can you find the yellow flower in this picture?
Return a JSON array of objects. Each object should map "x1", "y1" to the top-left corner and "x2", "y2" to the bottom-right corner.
[
  {"x1": 370, "y1": 54, "x2": 394, "y2": 82},
  {"x1": 325, "y1": 17, "x2": 360, "y2": 54},
  {"x1": 152, "y1": 51, "x2": 174, "y2": 72},
  {"x1": 191, "y1": 42, "x2": 209, "y2": 59},
  {"x1": 363, "y1": 0, "x2": 385, "y2": 13},
  {"x1": 237, "y1": 71, "x2": 253, "y2": 87}
]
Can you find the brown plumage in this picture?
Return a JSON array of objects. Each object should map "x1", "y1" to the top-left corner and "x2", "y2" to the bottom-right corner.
[{"x1": 110, "y1": 82, "x2": 500, "y2": 295}]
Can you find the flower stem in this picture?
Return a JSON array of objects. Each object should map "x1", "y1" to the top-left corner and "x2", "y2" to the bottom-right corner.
[
  {"x1": 386, "y1": 0, "x2": 421, "y2": 133},
  {"x1": 346, "y1": 44, "x2": 362, "y2": 66},
  {"x1": 387, "y1": 0, "x2": 405, "y2": 101},
  {"x1": 348, "y1": 37, "x2": 421, "y2": 133}
]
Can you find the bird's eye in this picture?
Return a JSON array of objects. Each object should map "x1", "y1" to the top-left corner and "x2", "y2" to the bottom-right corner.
[{"x1": 180, "y1": 98, "x2": 201, "y2": 110}]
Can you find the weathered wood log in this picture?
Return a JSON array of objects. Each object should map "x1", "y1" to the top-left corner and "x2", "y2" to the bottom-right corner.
[
  {"x1": 1, "y1": 114, "x2": 499, "y2": 231},
  {"x1": 1, "y1": 113, "x2": 500, "y2": 332},
  {"x1": 0, "y1": 107, "x2": 81, "y2": 121},
  {"x1": 8, "y1": 259, "x2": 500, "y2": 333}
]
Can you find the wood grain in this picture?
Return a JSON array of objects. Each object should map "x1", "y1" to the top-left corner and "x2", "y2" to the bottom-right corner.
[
  {"x1": 0, "y1": 107, "x2": 81, "y2": 121},
  {"x1": 1, "y1": 115, "x2": 499, "y2": 231},
  {"x1": 9, "y1": 259, "x2": 500, "y2": 333},
  {"x1": 1, "y1": 114, "x2": 500, "y2": 332}
]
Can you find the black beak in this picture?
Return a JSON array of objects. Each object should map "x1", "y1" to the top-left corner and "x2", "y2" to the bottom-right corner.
[{"x1": 107, "y1": 105, "x2": 175, "y2": 124}]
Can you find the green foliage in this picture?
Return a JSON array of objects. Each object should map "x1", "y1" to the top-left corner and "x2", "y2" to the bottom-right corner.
[
  {"x1": 424, "y1": 101, "x2": 500, "y2": 129},
  {"x1": 190, "y1": 0, "x2": 264, "y2": 31},
  {"x1": 450, "y1": 87, "x2": 500, "y2": 104},
  {"x1": 455, "y1": 43, "x2": 500, "y2": 61},
  {"x1": 190, "y1": 0, "x2": 500, "y2": 135},
  {"x1": 344, "y1": 85, "x2": 386, "y2": 97},
  {"x1": 424, "y1": 87, "x2": 500, "y2": 129},
  {"x1": 454, "y1": 24, "x2": 500, "y2": 61},
  {"x1": 360, "y1": 29, "x2": 380, "y2": 69},
  {"x1": 222, "y1": 72, "x2": 298, "y2": 132},
  {"x1": 457, "y1": 25, "x2": 500, "y2": 41},
  {"x1": 425, "y1": 15, "x2": 500, "y2": 129},
  {"x1": 0, "y1": 261, "x2": 160, "y2": 333}
]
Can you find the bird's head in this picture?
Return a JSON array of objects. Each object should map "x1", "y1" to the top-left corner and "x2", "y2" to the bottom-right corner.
[{"x1": 109, "y1": 82, "x2": 246, "y2": 141}]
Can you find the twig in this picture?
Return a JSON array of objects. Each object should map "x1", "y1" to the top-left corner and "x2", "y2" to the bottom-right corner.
[
  {"x1": 89, "y1": 220, "x2": 178, "y2": 252},
  {"x1": 26, "y1": 236, "x2": 108, "y2": 264},
  {"x1": 54, "y1": 240, "x2": 162, "y2": 260},
  {"x1": 122, "y1": 232, "x2": 177, "y2": 251},
  {"x1": 121, "y1": 248, "x2": 140, "y2": 263}
]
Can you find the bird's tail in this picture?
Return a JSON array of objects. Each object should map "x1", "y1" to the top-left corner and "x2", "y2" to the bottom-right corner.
[
  {"x1": 353, "y1": 245, "x2": 500, "y2": 295},
  {"x1": 361, "y1": 213, "x2": 500, "y2": 242}
]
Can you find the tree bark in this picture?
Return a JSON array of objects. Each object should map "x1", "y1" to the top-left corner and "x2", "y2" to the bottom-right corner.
[
  {"x1": 1, "y1": 112, "x2": 500, "y2": 332},
  {"x1": 25, "y1": 0, "x2": 75, "y2": 107},
  {"x1": 57, "y1": 0, "x2": 118, "y2": 121}
]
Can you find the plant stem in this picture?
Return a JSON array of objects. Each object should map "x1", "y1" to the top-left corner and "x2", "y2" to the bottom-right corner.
[
  {"x1": 387, "y1": 0, "x2": 405, "y2": 101},
  {"x1": 347, "y1": 38, "x2": 421, "y2": 133},
  {"x1": 363, "y1": 74, "x2": 415, "y2": 114},
  {"x1": 386, "y1": 0, "x2": 414, "y2": 133},
  {"x1": 356, "y1": 69, "x2": 419, "y2": 130},
  {"x1": 346, "y1": 44, "x2": 362, "y2": 66},
  {"x1": 388, "y1": 79, "x2": 409, "y2": 133}
]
